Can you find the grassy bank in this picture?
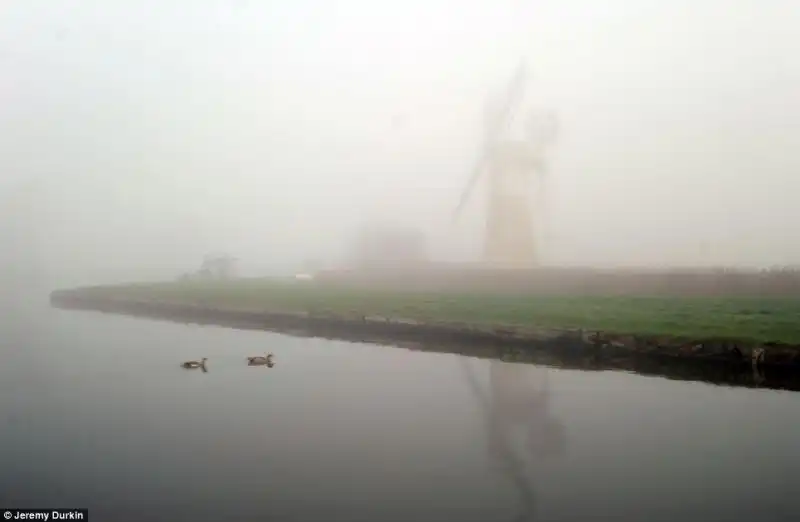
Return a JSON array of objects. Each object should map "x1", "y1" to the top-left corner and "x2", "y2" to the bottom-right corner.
[{"x1": 59, "y1": 278, "x2": 800, "y2": 344}]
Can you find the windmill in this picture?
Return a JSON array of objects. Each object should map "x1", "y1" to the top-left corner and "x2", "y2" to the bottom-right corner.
[{"x1": 452, "y1": 61, "x2": 558, "y2": 267}]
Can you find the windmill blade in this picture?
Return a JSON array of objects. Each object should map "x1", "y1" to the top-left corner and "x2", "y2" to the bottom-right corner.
[
  {"x1": 451, "y1": 154, "x2": 488, "y2": 225},
  {"x1": 451, "y1": 62, "x2": 530, "y2": 225},
  {"x1": 487, "y1": 60, "x2": 529, "y2": 142}
]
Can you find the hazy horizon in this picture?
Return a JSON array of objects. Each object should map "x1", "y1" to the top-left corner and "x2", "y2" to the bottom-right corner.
[{"x1": 2, "y1": 0, "x2": 799, "y2": 287}]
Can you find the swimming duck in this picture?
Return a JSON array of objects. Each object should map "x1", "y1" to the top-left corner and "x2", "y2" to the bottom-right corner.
[
  {"x1": 247, "y1": 353, "x2": 274, "y2": 366},
  {"x1": 181, "y1": 358, "x2": 208, "y2": 370}
]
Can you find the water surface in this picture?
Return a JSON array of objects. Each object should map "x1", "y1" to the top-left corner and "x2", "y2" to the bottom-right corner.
[{"x1": 2, "y1": 295, "x2": 799, "y2": 521}]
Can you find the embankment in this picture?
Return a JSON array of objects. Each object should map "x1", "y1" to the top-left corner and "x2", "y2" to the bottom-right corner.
[{"x1": 50, "y1": 283, "x2": 800, "y2": 371}]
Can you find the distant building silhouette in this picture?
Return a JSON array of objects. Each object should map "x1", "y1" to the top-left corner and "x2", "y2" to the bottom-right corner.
[
  {"x1": 350, "y1": 224, "x2": 429, "y2": 269},
  {"x1": 180, "y1": 253, "x2": 238, "y2": 280}
]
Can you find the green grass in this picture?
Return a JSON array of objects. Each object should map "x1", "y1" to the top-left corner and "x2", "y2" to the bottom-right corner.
[{"x1": 68, "y1": 278, "x2": 800, "y2": 344}]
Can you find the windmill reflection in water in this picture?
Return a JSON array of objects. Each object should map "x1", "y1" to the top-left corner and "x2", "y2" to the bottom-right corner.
[{"x1": 459, "y1": 354, "x2": 565, "y2": 522}]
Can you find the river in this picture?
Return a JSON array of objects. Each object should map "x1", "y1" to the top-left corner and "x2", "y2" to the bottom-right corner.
[{"x1": 2, "y1": 293, "x2": 800, "y2": 522}]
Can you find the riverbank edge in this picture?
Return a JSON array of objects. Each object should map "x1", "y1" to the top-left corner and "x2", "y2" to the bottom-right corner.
[{"x1": 49, "y1": 289, "x2": 800, "y2": 369}]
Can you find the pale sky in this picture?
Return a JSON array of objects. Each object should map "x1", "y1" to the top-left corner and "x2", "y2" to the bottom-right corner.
[{"x1": 2, "y1": 0, "x2": 799, "y2": 285}]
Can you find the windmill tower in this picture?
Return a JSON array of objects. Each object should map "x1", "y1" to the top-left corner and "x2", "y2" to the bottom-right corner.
[{"x1": 452, "y1": 62, "x2": 558, "y2": 268}]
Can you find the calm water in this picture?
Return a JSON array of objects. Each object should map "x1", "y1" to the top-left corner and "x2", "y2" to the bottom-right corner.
[{"x1": 2, "y1": 294, "x2": 800, "y2": 522}]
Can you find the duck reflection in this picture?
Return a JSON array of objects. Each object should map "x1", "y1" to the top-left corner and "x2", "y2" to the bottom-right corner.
[{"x1": 460, "y1": 355, "x2": 566, "y2": 522}]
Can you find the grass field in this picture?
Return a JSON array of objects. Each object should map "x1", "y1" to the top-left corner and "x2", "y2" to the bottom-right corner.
[{"x1": 66, "y1": 278, "x2": 800, "y2": 344}]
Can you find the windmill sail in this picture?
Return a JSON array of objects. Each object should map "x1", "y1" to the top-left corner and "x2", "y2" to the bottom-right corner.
[{"x1": 451, "y1": 62, "x2": 529, "y2": 224}]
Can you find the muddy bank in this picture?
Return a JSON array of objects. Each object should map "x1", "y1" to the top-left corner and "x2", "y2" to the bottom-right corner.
[
  {"x1": 50, "y1": 289, "x2": 800, "y2": 374},
  {"x1": 403, "y1": 340, "x2": 800, "y2": 392}
]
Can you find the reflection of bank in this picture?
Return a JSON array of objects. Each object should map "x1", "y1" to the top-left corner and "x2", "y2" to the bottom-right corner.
[{"x1": 460, "y1": 357, "x2": 566, "y2": 521}]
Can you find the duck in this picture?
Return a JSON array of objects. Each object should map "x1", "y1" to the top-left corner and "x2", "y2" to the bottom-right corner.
[
  {"x1": 247, "y1": 353, "x2": 274, "y2": 366},
  {"x1": 181, "y1": 358, "x2": 208, "y2": 370}
]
